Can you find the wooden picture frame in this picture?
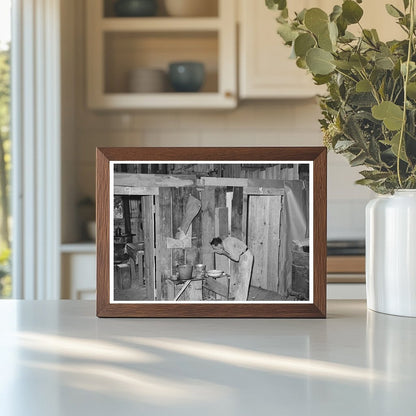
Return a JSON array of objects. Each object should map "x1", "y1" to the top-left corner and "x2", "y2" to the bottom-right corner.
[{"x1": 96, "y1": 147, "x2": 327, "y2": 318}]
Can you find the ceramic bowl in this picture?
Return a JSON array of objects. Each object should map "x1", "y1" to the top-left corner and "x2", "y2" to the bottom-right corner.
[
  {"x1": 114, "y1": 0, "x2": 158, "y2": 17},
  {"x1": 128, "y1": 68, "x2": 167, "y2": 93},
  {"x1": 206, "y1": 269, "x2": 223, "y2": 278},
  {"x1": 168, "y1": 62, "x2": 205, "y2": 92}
]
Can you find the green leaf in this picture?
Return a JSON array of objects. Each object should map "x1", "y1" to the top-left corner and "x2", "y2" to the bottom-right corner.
[
  {"x1": 356, "y1": 79, "x2": 372, "y2": 92},
  {"x1": 330, "y1": 5, "x2": 342, "y2": 22},
  {"x1": 333, "y1": 60, "x2": 353, "y2": 70},
  {"x1": 306, "y1": 48, "x2": 335, "y2": 75},
  {"x1": 296, "y1": 8, "x2": 307, "y2": 23},
  {"x1": 328, "y1": 21, "x2": 338, "y2": 44},
  {"x1": 360, "y1": 170, "x2": 391, "y2": 181},
  {"x1": 372, "y1": 101, "x2": 404, "y2": 131},
  {"x1": 318, "y1": 27, "x2": 334, "y2": 52},
  {"x1": 375, "y1": 55, "x2": 395, "y2": 70},
  {"x1": 350, "y1": 54, "x2": 368, "y2": 70},
  {"x1": 336, "y1": 15, "x2": 348, "y2": 36},
  {"x1": 385, "y1": 4, "x2": 404, "y2": 18},
  {"x1": 344, "y1": 114, "x2": 367, "y2": 147},
  {"x1": 407, "y1": 82, "x2": 416, "y2": 99},
  {"x1": 401, "y1": 61, "x2": 416, "y2": 76},
  {"x1": 334, "y1": 140, "x2": 355, "y2": 152},
  {"x1": 342, "y1": 0, "x2": 364, "y2": 24},
  {"x1": 296, "y1": 57, "x2": 308, "y2": 69},
  {"x1": 339, "y1": 31, "x2": 356, "y2": 43},
  {"x1": 304, "y1": 8, "x2": 329, "y2": 35},
  {"x1": 371, "y1": 29, "x2": 380, "y2": 42},
  {"x1": 363, "y1": 29, "x2": 376, "y2": 46},
  {"x1": 382, "y1": 132, "x2": 409, "y2": 162},
  {"x1": 403, "y1": 0, "x2": 410, "y2": 10},
  {"x1": 266, "y1": 0, "x2": 287, "y2": 11},
  {"x1": 277, "y1": 23, "x2": 299, "y2": 43},
  {"x1": 350, "y1": 152, "x2": 368, "y2": 167},
  {"x1": 294, "y1": 33, "x2": 316, "y2": 58},
  {"x1": 313, "y1": 74, "x2": 332, "y2": 85}
]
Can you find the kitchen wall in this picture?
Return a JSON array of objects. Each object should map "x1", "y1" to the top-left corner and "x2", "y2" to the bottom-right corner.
[{"x1": 61, "y1": 0, "x2": 374, "y2": 243}]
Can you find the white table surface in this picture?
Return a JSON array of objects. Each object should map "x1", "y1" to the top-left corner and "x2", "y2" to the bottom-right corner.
[{"x1": 0, "y1": 300, "x2": 415, "y2": 416}]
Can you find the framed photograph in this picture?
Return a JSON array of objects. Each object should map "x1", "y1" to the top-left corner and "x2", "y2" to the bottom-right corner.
[{"x1": 96, "y1": 147, "x2": 327, "y2": 318}]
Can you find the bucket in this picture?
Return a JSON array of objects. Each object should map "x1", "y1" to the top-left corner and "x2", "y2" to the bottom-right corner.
[{"x1": 178, "y1": 264, "x2": 193, "y2": 280}]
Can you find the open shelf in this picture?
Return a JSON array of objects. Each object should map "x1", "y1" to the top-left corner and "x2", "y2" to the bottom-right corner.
[
  {"x1": 102, "y1": 17, "x2": 221, "y2": 32},
  {"x1": 87, "y1": 0, "x2": 236, "y2": 109},
  {"x1": 104, "y1": 31, "x2": 218, "y2": 94},
  {"x1": 91, "y1": 92, "x2": 234, "y2": 109}
]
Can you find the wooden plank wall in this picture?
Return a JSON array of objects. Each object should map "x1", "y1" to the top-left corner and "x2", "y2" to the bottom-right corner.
[
  {"x1": 190, "y1": 187, "x2": 202, "y2": 265},
  {"x1": 214, "y1": 188, "x2": 229, "y2": 274},
  {"x1": 247, "y1": 195, "x2": 283, "y2": 292},
  {"x1": 141, "y1": 196, "x2": 155, "y2": 301},
  {"x1": 201, "y1": 187, "x2": 216, "y2": 271},
  {"x1": 171, "y1": 187, "x2": 201, "y2": 272},
  {"x1": 230, "y1": 187, "x2": 244, "y2": 282},
  {"x1": 155, "y1": 188, "x2": 172, "y2": 300},
  {"x1": 171, "y1": 187, "x2": 187, "y2": 271}
]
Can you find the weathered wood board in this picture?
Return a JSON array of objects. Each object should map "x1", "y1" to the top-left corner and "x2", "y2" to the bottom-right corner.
[
  {"x1": 200, "y1": 177, "x2": 248, "y2": 187},
  {"x1": 247, "y1": 195, "x2": 282, "y2": 291},
  {"x1": 114, "y1": 173, "x2": 196, "y2": 188},
  {"x1": 171, "y1": 187, "x2": 187, "y2": 270},
  {"x1": 214, "y1": 188, "x2": 230, "y2": 275},
  {"x1": 141, "y1": 195, "x2": 155, "y2": 300},
  {"x1": 201, "y1": 187, "x2": 216, "y2": 270},
  {"x1": 155, "y1": 188, "x2": 172, "y2": 300}
]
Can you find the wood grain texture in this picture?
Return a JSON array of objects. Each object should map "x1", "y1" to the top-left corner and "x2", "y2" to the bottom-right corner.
[{"x1": 96, "y1": 147, "x2": 327, "y2": 318}]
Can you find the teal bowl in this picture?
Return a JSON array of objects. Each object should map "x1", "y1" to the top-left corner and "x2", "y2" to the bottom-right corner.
[
  {"x1": 168, "y1": 62, "x2": 205, "y2": 93},
  {"x1": 114, "y1": 0, "x2": 157, "y2": 17}
]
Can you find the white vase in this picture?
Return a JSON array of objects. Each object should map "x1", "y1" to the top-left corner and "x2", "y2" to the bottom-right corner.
[{"x1": 366, "y1": 190, "x2": 416, "y2": 317}]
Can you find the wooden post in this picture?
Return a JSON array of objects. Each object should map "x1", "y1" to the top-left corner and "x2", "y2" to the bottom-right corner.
[
  {"x1": 155, "y1": 188, "x2": 172, "y2": 300},
  {"x1": 142, "y1": 196, "x2": 155, "y2": 300},
  {"x1": 122, "y1": 196, "x2": 131, "y2": 237},
  {"x1": 231, "y1": 187, "x2": 243, "y2": 282},
  {"x1": 171, "y1": 187, "x2": 186, "y2": 270},
  {"x1": 201, "y1": 187, "x2": 215, "y2": 270}
]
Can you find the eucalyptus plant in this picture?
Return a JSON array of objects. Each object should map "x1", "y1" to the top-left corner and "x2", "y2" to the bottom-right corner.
[{"x1": 267, "y1": 0, "x2": 416, "y2": 193}]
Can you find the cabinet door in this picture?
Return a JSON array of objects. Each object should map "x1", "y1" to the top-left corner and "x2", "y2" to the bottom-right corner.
[
  {"x1": 62, "y1": 253, "x2": 96, "y2": 300},
  {"x1": 239, "y1": 0, "x2": 327, "y2": 99},
  {"x1": 239, "y1": 0, "x2": 405, "y2": 99}
]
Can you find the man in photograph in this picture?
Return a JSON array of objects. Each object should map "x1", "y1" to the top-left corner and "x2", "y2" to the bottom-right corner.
[{"x1": 210, "y1": 236, "x2": 254, "y2": 301}]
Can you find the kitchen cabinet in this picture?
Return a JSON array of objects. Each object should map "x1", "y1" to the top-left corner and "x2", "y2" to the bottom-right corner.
[
  {"x1": 238, "y1": 0, "x2": 404, "y2": 99},
  {"x1": 86, "y1": 0, "x2": 237, "y2": 109},
  {"x1": 61, "y1": 244, "x2": 96, "y2": 300},
  {"x1": 239, "y1": 0, "x2": 325, "y2": 99}
]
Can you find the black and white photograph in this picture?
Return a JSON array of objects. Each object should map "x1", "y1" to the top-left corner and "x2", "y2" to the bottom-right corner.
[{"x1": 110, "y1": 162, "x2": 312, "y2": 303}]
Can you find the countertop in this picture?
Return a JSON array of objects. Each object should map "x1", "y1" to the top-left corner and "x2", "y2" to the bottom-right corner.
[{"x1": 0, "y1": 300, "x2": 415, "y2": 415}]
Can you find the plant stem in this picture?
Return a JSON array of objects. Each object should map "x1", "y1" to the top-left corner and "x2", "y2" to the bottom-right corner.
[
  {"x1": 334, "y1": 68, "x2": 358, "y2": 84},
  {"x1": 397, "y1": 0, "x2": 415, "y2": 188}
]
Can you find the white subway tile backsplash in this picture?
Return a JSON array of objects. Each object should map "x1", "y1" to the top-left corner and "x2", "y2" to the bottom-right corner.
[
  {"x1": 178, "y1": 111, "x2": 227, "y2": 130},
  {"x1": 132, "y1": 112, "x2": 180, "y2": 130},
  {"x1": 142, "y1": 130, "x2": 201, "y2": 147}
]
